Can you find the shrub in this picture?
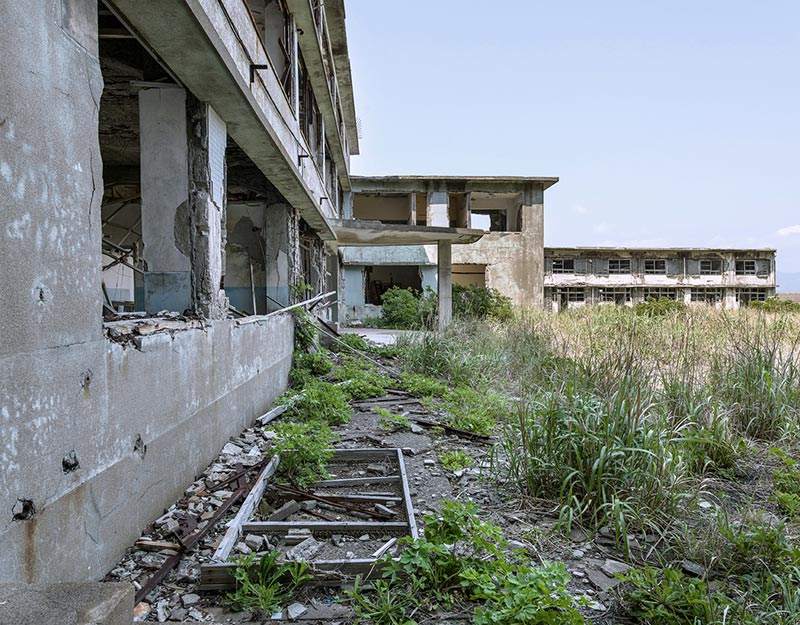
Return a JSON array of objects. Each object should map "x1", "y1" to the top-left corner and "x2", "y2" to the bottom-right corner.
[
  {"x1": 750, "y1": 297, "x2": 800, "y2": 313},
  {"x1": 399, "y1": 372, "x2": 448, "y2": 397},
  {"x1": 333, "y1": 332, "x2": 370, "y2": 353},
  {"x1": 380, "y1": 287, "x2": 421, "y2": 329},
  {"x1": 453, "y1": 285, "x2": 513, "y2": 321},
  {"x1": 442, "y1": 386, "x2": 509, "y2": 436},
  {"x1": 634, "y1": 296, "x2": 687, "y2": 317},
  {"x1": 330, "y1": 356, "x2": 392, "y2": 400},
  {"x1": 376, "y1": 407, "x2": 411, "y2": 432},
  {"x1": 439, "y1": 450, "x2": 472, "y2": 472},
  {"x1": 621, "y1": 566, "x2": 729, "y2": 625},
  {"x1": 226, "y1": 551, "x2": 312, "y2": 613},
  {"x1": 271, "y1": 420, "x2": 336, "y2": 487},
  {"x1": 279, "y1": 379, "x2": 351, "y2": 425}
]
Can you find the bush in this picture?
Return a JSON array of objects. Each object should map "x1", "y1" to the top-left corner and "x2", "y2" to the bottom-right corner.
[
  {"x1": 399, "y1": 372, "x2": 448, "y2": 397},
  {"x1": 453, "y1": 285, "x2": 513, "y2": 321},
  {"x1": 226, "y1": 552, "x2": 312, "y2": 613},
  {"x1": 750, "y1": 297, "x2": 800, "y2": 313},
  {"x1": 442, "y1": 386, "x2": 510, "y2": 436},
  {"x1": 333, "y1": 332, "x2": 370, "y2": 353},
  {"x1": 279, "y1": 379, "x2": 351, "y2": 425},
  {"x1": 330, "y1": 356, "x2": 392, "y2": 400},
  {"x1": 634, "y1": 296, "x2": 687, "y2": 317},
  {"x1": 380, "y1": 287, "x2": 421, "y2": 329},
  {"x1": 271, "y1": 420, "x2": 336, "y2": 487}
]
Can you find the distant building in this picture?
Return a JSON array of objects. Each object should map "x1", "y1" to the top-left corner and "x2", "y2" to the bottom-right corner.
[
  {"x1": 544, "y1": 248, "x2": 777, "y2": 311},
  {"x1": 340, "y1": 175, "x2": 558, "y2": 323}
]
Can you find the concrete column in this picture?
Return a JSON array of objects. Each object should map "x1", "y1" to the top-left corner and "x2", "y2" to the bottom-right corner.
[
  {"x1": 187, "y1": 97, "x2": 229, "y2": 319},
  {"x1": 724, "y1": 288, "x2": 738, "y2": 309},
  {"x1": 139, "y1": 87, "x2": 192, "y2": 313},
  {"x1": 520, "y1": 190, "x2": 544, "y2": 309},
  {"x1": 420, "y1": 266, "x2": 437, "y2": 294},
  {"x1": 342, "y1": 191, "x2": 354, "y2": 220},
  {"x1": 327, "y1": 251, "x2": 340, "y2": 324},
  {"x1": 427, "y1": 192, "x2": 449, "y2": 227},
  {"x1": 683, "y1": 288, "x2": 692, "y2": 305},
  {"x1": 265, "y1": 203, "x2": 298, "y2": 311},
  {"x1": 408, "y1": 193, "x2": 416, "y2": 225},
  {"x1": 438, "y1": 240, "x2": 452, "y2": 329}
]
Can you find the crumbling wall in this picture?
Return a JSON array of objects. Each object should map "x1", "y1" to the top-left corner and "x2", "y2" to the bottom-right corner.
[{"x1": 0, "y1": 1, "x2": 293, "y2": 585}]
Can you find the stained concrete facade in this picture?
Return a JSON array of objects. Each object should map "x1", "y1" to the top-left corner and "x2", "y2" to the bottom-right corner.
[
  {"x1": 0, "y1": 0, "x2": 358, "y2": 584},
  {"x1": 340, "y1": 176, "x2": 557, "y2": 322},
  {"x1": 544, "y1": 248, "x2": 777, "y2": 311}
]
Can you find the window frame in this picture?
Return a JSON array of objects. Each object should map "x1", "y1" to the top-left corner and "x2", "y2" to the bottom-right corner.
[
  {"x1": 735, "y1": 260, "x2": 757, "y2": 275},
  {"x1": 552, "y1": 258, "x2": 576, "y2": 274},
  {"x1": 607, "y1": 258, "x2": 631, "y2": 274},
  {"x1": 644, "y1": 259, "x2": 667, "y2": 275},
  {"x1": 699, "y1": 259, "x2": 722, "y2": 275}
]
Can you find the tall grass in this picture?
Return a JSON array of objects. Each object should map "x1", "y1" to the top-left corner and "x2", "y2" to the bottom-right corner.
[{"x1": 397, "y1": 306, "x2": 800, "y2": 541}]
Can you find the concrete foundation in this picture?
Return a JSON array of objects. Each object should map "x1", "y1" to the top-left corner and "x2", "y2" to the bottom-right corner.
[{"x1": 0, "y1": 582, "x2": 133, "y2": 625}]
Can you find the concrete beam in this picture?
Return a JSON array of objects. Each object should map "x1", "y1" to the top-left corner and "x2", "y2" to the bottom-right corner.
[
  {"x1": 107, "y1": 0, "x2": 337, "y2": 239},
  {"x1": 438, "y1": 240, "x2": 452, "y2": 329}
]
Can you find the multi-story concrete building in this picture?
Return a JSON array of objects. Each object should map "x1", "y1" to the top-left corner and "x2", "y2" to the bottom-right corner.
[
  {"x1": 340, "y1": 175, "x2": 558, "y2": 322},
  {"x1": 544, "y1": 248, "x2": 777, "y2": 311},
  {"x1": 0, "y1": 0, "x2": 490, "y2": 585},
  {"x1": 0, "y1": 0, "x2": 366, "y2": 584}
]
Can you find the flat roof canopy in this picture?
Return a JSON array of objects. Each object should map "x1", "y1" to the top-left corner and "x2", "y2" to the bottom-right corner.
[
  {"x1": 331, "y1": 219, "x2": 485, "y2": 246},
  {"x1": 351, "y1": 175, "x2": 559, "y2": 194}
]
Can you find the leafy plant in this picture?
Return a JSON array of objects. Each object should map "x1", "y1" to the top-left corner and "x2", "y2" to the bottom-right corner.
[
  {"x1": 381, "y1": 287, "x2": 422, "y2": 329},
  {"x1": 634, "y1": 296, "x2": 687, "y2": 317},
  {"x1": 621, "y1": 566, "x2": 728, "y2": 625},
  {"x1": 376, "y1": 407, "x2": 412, "y2": 432},
  {"x1": 279, "y1": 379, "x2": 351, "y2": 425},
  {"x1": 271, "y1": 420, "x2": 336, "y2": 487},
  {"x1": 453, "y1": 284, "x2": 513, "y2": 321},
  {"x1": 334, "y1": 332, "x2": 370, "y2": 353},
  {"x1": 399, "y1": 373, "x2": 448, "y2": 398},
  {"x1": 225, "y1": 551, "x2": 313, "y2": 612},
  {"x1": 442, "y1": 386, "x2": 509, "y2": 436},
  {"x1": 331, "y1": 357, "x2": 392, "y2": 400},
  {"x1": 439, "y1": 450, "x2": 472, "y2": 472},
  {"x1": 348, "y1": 577, "x2": 418, "y2": 625}
]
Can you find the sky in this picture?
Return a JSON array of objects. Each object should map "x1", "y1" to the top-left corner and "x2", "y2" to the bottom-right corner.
[{"x1": 344, "y1": 1, "x2": 800, "y2": 279}]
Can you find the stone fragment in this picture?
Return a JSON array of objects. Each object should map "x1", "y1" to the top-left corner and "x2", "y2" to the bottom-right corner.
[
  {"x1": 586, "y1": 568, "x2": 621, "y2": 592},
  {"x1": 287, "y1": 602, "x2": 309, "y2": 620},
  {"x1": 601, "y1": 558, "x2": 630, "y2": 577},
  {"x1": 358, "y1": 534, "x2": 369, "y2": 541},
  {"x1": 572, "y1": 549, "x2": 585, "y2": 559},
  {"x1": 156, "y1": 599, "x2": 170, "y2": 622},
  {"x1": 235, "y1": 541, "x2": 252, "y2": 555},
  {"x1": 221, "y1": 442, "x2": 244, "y2": 456},
  {"x1": 682, "y1": 559, "x2": 706, "y2": 577},
  {"x1": 423, "y1": 458, "x2": 435, "y2": 466},
  {"x1": 285, "y1": 537, "x2": 322, "y2": 562},
  {"x1": 134, "y1": 602, "x2": 151, "y2": 621},
  {"x1": 169, "y1": 606, "x2": 187, "y2": 621},
  {"x1": 269, "y1": 499, "x2": 301, "y2": 521},
  {"x1": 181, "y1": 593, "x2": 200, "y2": 607},
  {"x1": 366, "y1": 464, "x2": 386, "y2": 475},
  {"x1": 244, "y1": 533, "x2": 264, "y2": 551}
]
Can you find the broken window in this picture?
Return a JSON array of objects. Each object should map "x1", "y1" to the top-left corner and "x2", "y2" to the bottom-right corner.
[
  {"x1": 736, "y1": 260, "x2": 757, "y2": 275},
  {"x1": 608, "y1": 259, "x2": 631, "y2": 274},
  {"x1": 644, "y1": 288, "x2": 677, "y2": 300},
  {"x1": 737, "y1": 288, "x2": 767, "y2": 305},
  {"x1": 598, "y1": 288, "x2": 631, "y2": 304},
  {"x1": 471, "y1": 210, "x2": 506, "y2": 232},
  {"x1": 556, "y1": 288, "x2": 585, "y2": 303},
  {"x1": 691, "y1": 289, "x2": 722, "y2": 303},
  {"x1": 644, "y1": 259, "x2": 667, "y2": 274},
  {"x1": 552, "y1": 259, "x2": 575, "y2": 274},
  {"x1": 700, "y1": 259, "x2": 722, "y2": 275}
]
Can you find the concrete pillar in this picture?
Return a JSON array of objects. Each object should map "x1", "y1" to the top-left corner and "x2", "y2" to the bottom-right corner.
[
  {"x1": 327, "y1": 251, "x2": 340, "y2": 324},
  {"x1": 408, "y1": 193, "x2": 416, "y2": 225},
  {"x1": 438, "y1": 240, "x2": 452, "y2": 329},
  {"x1": 187, "y1": 97, "x2": 229, "y2": 319},
  {"x1": 139, "y1": 87, "x2": 192, "y2": 313},
  {"x1": 683, "y1": 288, "x2": 692, "y2": 305},
  {"x1": 265, "y1": 203, "x2": 298, "y2": 310},
  {"x1": 342, "y1": 191, "x2": 353, "y2": 219},
  {"x1": 724, "y1": 288, "x2": 738, "y2": 309},
  {"x1": 427, "y1": 192, "x2": 449, "y2": 227},
  {"x1": 520, "y1": 190, "x2": 544, "y2": 309},
  {"x1": 420, "y1": 266, "x2": 437, "y2": 294}
]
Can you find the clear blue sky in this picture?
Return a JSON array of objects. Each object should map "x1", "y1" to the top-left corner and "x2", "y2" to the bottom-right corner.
[{"x1": 345, "y1": 1, "x2": 800, "y2": 276}]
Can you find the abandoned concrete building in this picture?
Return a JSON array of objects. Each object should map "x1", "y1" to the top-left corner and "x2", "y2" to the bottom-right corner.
[
  {"x1": 544, "y1": 248, "x2": 777, "y2": 311},
  {"x1": 0, "y1": 0, "x2": 494, "y2": 590},
  {"x1": 0, "y1": 0, "x2": 366, "y2": 584},
  {"x1": 340, "y1": 175, "x2": 558, "y2": 323}
]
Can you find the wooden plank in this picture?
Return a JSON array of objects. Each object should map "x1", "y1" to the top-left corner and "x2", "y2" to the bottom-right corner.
[
  {"x1": 396, "y1": 448, "x2": 419, "y2": 538},
  {"x1": 312, "y1": 476, "x2": 400, "y2": 488},
  {"x1": 312, "y1": 493, "x2": 403, "y2": 504},
  {"x1": 257, "y1": 404, "x2": 288, "y2": 425},
  {"x1": 241, "y1": 521, "x2": 408, "y2": 535},
  {"x1": 329, "y1": 448, "x2": 397, "y2": 461},
  {"x1": 200, "y1": 557, "x2": 388, "y2": 589},
  {"x1": 210, "y1": 455, "x2": 279, "y2": 563}
]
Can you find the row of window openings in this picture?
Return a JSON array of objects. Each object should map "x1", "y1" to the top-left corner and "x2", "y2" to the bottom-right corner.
[
  {"x1": 553, "y1": 288, "x2": 768, "y2": 303},
  {"x1": 551, "y1": 259, "x2": 760, "y2": 275}
]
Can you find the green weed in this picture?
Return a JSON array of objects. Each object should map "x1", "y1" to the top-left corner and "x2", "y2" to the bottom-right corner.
[
  {"x1": 376, "y1": 407, "x2": 411, "y2": 432},
  {"x1": 439, "y1": 450, "x2": 472, "y2": 472},
  {"x1": 225, "y1": 551, "x2": 312, "y2": 612},
  {"x1": 271, "y1": 420, "x2": 335, "y2": 487}
]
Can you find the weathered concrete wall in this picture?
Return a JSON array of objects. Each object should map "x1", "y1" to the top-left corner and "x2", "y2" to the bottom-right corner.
[
  {"x1": 226, "y1": 202, "x2": 267, "y2": 314},
  {"x1": 0, "y1": 1, "x2": 293, "y2": 585},
  {"x1": 0, "y1": 317, "x2": 293, "y2": 583}
]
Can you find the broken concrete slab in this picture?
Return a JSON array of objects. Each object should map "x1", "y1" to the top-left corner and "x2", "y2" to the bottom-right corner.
[
  {"x1": 0, "y1": 583, "x2": 134, "y2": 625},
  {"x1": 268, "y1": 499, "x2": 301, "y2": 521}
]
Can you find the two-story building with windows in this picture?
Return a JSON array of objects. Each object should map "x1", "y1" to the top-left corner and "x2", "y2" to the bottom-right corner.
[{"x1": 544, "y1": 248, "x2": 777, "y2": 311}]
